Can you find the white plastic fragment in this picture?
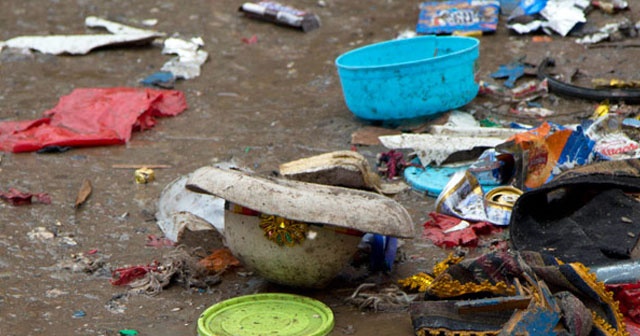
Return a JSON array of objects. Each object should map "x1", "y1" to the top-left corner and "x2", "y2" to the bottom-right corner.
[
  {"x1": 379, "y1": 133, "x2": 509, "y2": 167},
  {"x1": 540, "y1": 0, "x2": 587, "y2": 36},
  {"x1": 156, "y1": 174, "x2": 225, "y2": 242},
  {"x1": 84, "y1": 16, "x2": 162, "y2": 36},
  {"x1": 160, "y1": 37, "x2": 208, "y2": 79},
  {"x1": 1, "y1": 17, "x2": 163, "y2": 55}
]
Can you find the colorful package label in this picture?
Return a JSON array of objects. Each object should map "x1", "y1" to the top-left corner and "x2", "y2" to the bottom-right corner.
[{"x1": 417, "y1": 0, "x2": 500, "y2": 34}]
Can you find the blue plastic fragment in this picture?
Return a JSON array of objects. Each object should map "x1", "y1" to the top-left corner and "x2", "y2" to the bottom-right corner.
[
  {"x1": 491, "y1": 63, "x2": 526, "y2": 88},
  {"x1": 140, "y1": 71, "x2": 176, "y2": 88},
  {"x1": 72, "y1": 310, "x2": 86, "y2": 318}
]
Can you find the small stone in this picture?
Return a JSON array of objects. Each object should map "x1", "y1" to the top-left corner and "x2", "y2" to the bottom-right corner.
[
  {"x1": 621, "y1": 216, "x2": 633, "y2": 223},
  {"x1": 628, "y1": 232, "x2": 636, "y2": 238}
]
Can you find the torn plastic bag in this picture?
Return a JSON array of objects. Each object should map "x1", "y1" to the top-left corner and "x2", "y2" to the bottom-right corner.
[
  {"x1": 510, "y1": 159, "x2": 640, "y2": 266},
  {"x1": 0, "y1": 88, "x2": 187, "y2": 153}
]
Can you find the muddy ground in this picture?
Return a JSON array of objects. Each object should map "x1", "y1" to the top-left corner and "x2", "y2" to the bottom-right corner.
[{"x1": 1, "y1": 1, "x2": 639, "y2": 335}]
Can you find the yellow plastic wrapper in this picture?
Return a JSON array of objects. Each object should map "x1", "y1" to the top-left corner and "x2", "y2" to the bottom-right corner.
[{"x1": 135, "y1": 167, "x2": 155, "y2": 184}]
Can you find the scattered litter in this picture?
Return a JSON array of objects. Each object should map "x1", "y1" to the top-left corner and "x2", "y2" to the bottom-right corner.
[
  {"x1": 111, "y1": 247, "x2": 213, "y2": 296},
  {"x1": 592, "y1": 0, "x2": 629, "y2": 14},
  {"x1": 74, "y1": 179, "x2": 92, "y2": 209},
  {"x1": 416, "y1": 0, "x2": 500, "y2": 35},
  {"x1": 145, "y1": 234, "x2": 176, "y2": 248},
  {"x1": 507, "y1": 0, "x2": 589, "y2": 36},
  {"x1": 0, "y1": 88, "x2": 187, "y2": 153},
  {"x1": 53, "y1": 252, "x2": 106, "y2": 274},
  {"x1": 160, "y1": 37, "x2": 208, "y2": 80},
  {"x1": 84, "y1": 16, "x2": 160, "y2": 36},
  {"x1": 510, "y1": 104, "x2": 556, "y2": 118},
  {"x1": 0, "y1": 188, "x2": 51, "y2": 206},
  {"x1": 0, "y1": 16, "x2": 163, "y2": 55},
  {"x1": 345, "y1": 283, "x2": 417, "y2": 312},
  {"x1": 379, "y1": 133, "x2": 508, "y2": 167},
  {"x1": 119, "y1": 330, "x2": 139, "y2": 336},
  {"x1": 72, "y1": 310, "x2": 86, "y2": 318},
  {"x1": 423, "y1": 212, "x2": 500, "y2": 247},
  {"x1": 279, "y1": 150, "x2": 384, "y2": 193},
  {"x1": 198, "y1": 248, "x2": 241, "y2": 273},
  {"x1": 490, "y1": 63, "x2": 527, "y2": 88},
  {"x1": 140, "y1": 71, "x2": 175, "y2": 89},
  {"x1": 156, "y1": 174, "x2": 225, "y2": 242},
  {"x1": 239, "y1": 1, "x2": 321, "y2": 32},
  {"x1": 404, "y1": 251, "x2": 627, "y2": 336},
  {"x1": 28, "y1": 227, "x2": 56, "y2": 241},
  {"x1": 576, "y1": 19, "x2": 636, "y2": 45},
  {"x1": 241, "y1": 34, "x2": 258, "y2": 45},
  {"x1": 134, "y1": 167, "x2": 155, "y2": 184},
  {"x1": 510, "y1": 159, "x2": 640, "y2": 266},
  {"x1": 538, "y1": 57, "x2": 640, "y2": 103}
]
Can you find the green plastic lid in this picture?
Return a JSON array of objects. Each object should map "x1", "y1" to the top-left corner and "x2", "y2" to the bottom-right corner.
[{"x1": 197, "y1": 293, "x2": 334, "y2": 336}]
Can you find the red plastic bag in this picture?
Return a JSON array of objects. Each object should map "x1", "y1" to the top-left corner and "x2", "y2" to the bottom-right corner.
[{"x1": 0, "y1": 88, "x2": 187, "y2": 153}]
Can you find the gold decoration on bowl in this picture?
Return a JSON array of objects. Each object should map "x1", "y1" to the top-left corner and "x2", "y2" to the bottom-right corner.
[{"x1": 259, "y1": 214, "x2": 308, "y2": 247}]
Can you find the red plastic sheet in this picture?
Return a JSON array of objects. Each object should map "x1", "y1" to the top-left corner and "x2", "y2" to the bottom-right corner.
[
  {"x1": 423, "y1": 212, "x2": 501, "y2": 248},
  {"x1": 0, "y1": 88, "x2": 187, "y2": 153}
]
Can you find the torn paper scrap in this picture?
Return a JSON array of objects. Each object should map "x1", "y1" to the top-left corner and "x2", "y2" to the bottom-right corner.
[{"x1": 379, "y1": 133, "x2": 508, "y2": 166}]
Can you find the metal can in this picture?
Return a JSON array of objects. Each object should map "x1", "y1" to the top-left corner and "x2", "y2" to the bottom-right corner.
[
  {"x1": 135, "y1": 167, "x2": 155, "y2": 184},
  {"x1": 484, "y1": 186, "x2": 523, "y2": 226}
]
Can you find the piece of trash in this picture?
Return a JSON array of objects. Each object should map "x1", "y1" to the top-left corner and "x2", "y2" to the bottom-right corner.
[
  {"x1": 491, "y1": 63, "x2": 526, "y2": 88},
  {"x1": 532, "y1": 35, "x2": 553, "y2": 43},
  {"x1": 379, "y1": 133, "x2": 508, "y2": 167},
  {"x1": 585, "y1": 114, "x2": 640, "y2": 160},
  {"x1": 84, "y1": 16, "x2": 161, "y2": 36},
  {"x1": 592, "y1": 0, "x2": 629, "y2": 14},
  {"x1": 145, "y1": 234, "x2": 176, "y2": 248},
  {"x1": 112, "y1": 248, "x2": 210, "y2": 295},
  {"x1": 467, "y1": 149, "x2": 514, "y2": 185},
  {"x1": 423, "y1": 212, "x2": 500, "y2": 247},
  {"x1": 239, "y1": 1, "x2": 321, "y2": 32},
  {"x1": 140, "y1": 71, "x2": 176, "y2": 89},
  {"x1": 416, "y1": 0, "x2": 500, "y2": 35},
  {"x1": 539, "y1": 0, "x2": 588, "y2": 36},
  {"x1": 500, "y1": 122, "x2": 595, "y2": 190},
  {"x1": 507, "y1": 0, "x2": 588, "y2": 36},
  {"x1": 156, "y1": 174, "x2": 226, "y2": 242},
  {"x1": 0, "y1": 188, "x2": 51, "y2": 206},
  {"x1": 160, "y1": 37, "x2": 208, "y2": 80},
  {"x1": 510, "y1": 159, "x2": 640, "y2": 266},
  {"x1": 74, "y1": 179, "x2": 92, "y2": 209},
  {"x1": 119, "y1": 329, "x2": 139, "y2": 336},
  {"x1": 134, "y1": 167, "x2": 155, "y2": 184},
  {"x1": 28, "y1": 227, "x2": 56, "y2": 241},
  {"x1": 435, "y1": 171, "x2": 509, "y2": 224},
  {"x1": 442, "y1": 220, "x2": 470, "y2": 233},
  {"x1": 576, "y1": 20, "x2": 635, "y2": 45},
  {"x1": 0, "y1": 88, "x2": 187, "y2": 153},
  {"x1": 0, "y1": 16, "x2": 163, "y2": 55},
  {"x1": 510, "y1": 104, "x2": 556, "y2": 118},
  {"x1": 198, "y1": 248, "x2": 241, "y2": 273},
  {"x1": 241, "y1": 34, "x2": 258, "y2": 45},
  {"x1": 72, "y1": 310, "x2": 86, "y2": 318},
  {"x1": 279, "y1": 150, "x2": 383, "y2": 192},
  {"x1": 538, "y1": 57, "x2": 640, "y2": 103}
]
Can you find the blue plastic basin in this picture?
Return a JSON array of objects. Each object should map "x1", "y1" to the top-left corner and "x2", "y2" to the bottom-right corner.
[{"x1": 335, "y1": 36, "x2": 479, "y2": 121}]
